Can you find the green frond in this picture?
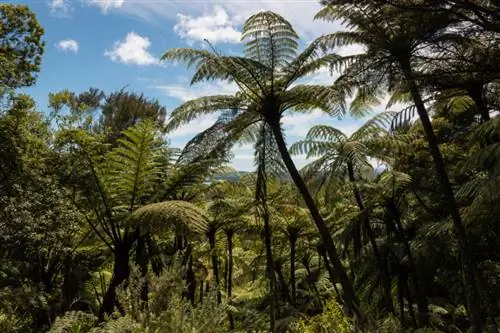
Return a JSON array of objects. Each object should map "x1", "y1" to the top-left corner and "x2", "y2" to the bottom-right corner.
[
  {"x1": 315, "y1": 31, "x2": 364, "y2": 51},
  {"x1": 282, "y1": 39, "x2": 341, "y2": 88},
  {"x1": 106, "y1": 119, "x2": 160, "y2": 211},
  {"x1": 130, "y1": 200, "x2": 209, "y2": 236},
  {"x1": 306, "y1": 125, "x2": 348, "y2": 143},
  {"x1": 386, "y1": 91, "x2": 412, "y2": 109},
  {"x1": 242, "y1": 11, "x2": 299, "y2": 69},
  {"x1": 282, "y1": 85, "x2": 347, "y2": 116},
  {"x1": 165, "y1": 95, "x2": 245, "y2": 133},
  {"x1": 351, "y1": 111, "x2": 395, "y2": 141},
  {"x1": 161, "y1": 48, "x2": 213, "y2": 68}
]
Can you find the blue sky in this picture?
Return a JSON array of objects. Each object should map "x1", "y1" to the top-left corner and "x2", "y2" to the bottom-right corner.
[{"x1": 11, "y1": 0, "x2": 376, "y2": 171}]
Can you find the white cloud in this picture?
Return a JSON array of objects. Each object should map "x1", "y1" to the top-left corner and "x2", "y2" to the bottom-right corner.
[
  {"x1": 86, "y1": 0, "x2": 124, "y2": 13},
  {"x1": 104, "y1": 32, "x2": 158, "y2": 66},
  {"x1": 56, "y1": 39, "x2": 79, "y2": 53},
  {"x1": 119, "y1": 2, "x2": 342, "y2": 43},
  {"x1": 49, "y1": 0, "x2": 71, "y2": 15},
  {"x1": 174, "y1": 6, "x2": 241, "y2": 45}
]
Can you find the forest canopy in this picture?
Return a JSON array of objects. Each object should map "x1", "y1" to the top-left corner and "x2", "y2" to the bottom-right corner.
[{"x1": 0, "y1": 1, "x2": 499, "y2": 332}]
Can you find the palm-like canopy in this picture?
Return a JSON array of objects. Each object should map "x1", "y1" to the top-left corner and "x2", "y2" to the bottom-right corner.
[
  {"x1": 162, "y1": 10, "x2": 361, "y2": 318},
  {"x1": 290, "y1": 112, "x2": 399, "y2": 185}
]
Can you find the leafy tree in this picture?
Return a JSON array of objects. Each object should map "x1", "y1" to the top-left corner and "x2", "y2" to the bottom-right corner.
[{"x1": 0, "y1": 4, "x2": 44, "y2": 93}]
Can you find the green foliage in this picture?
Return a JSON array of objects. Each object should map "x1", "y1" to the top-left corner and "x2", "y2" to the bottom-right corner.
[
  {"x1": 0, "y1": 4, "x2": 44, "y2": 92},
  {"x1": 291, "y1": 298, "x2": 353, "y2": 333},
  {"x1": 2, "y1": 3, "x2": 500, "y2": 333}
]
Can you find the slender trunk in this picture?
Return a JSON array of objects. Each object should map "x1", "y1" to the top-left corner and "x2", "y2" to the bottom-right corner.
[
  {"x1": 401, "y1": 60, "x2": 483, "y2": 333},
  {"x1": 135, "y1": 232, "x2": 149, "y2": 307},
  {"x1": 226, "y1": 230, "x2": 235, "y2": 330},
  {"x1": 318, "y1": 244, "x2": 341, "y2": 299},
  {"x1": 208, "y1": 230, "x2": 221, "y2": 303},
  {"x1": 99, "y1": 244, "x2": 131, "y2": 320},
  {"x1": 405, "y1": 278, "x2": 418, "y2": 328},
  {"x1": 146, "y1": 235, "x2": 163, "y2": 276},
  {"x1": 468, "y1": 86, "x2": 490, "y2": 122},
  {"x1": 275, "y1": 261, "x2": 292, "y2": 303},
  {"x1": 398, "y1": 275, "x2": 406, "y2": 327},
  {"x1": 347, "y1": 162, "x2": 395, "y2": 314},
  {"x1": 388, "y1": 201, "x2": 428, "y2": 326},
  {"x1": 262, "y1": 199, "x2": 276, "y2": 333},
  {"x1": 199, "y1": 280, "x2": 204, "y2": 304},
  {"x1": 303, "y1": 260, "x2": 324, "y2": 309},
  {"x1": 270, "y1": 122, "x2": 362, "y2": 321},
  {"x1": 290, "y1": 234, "x2": 297, "y2": 306},
  {"x1": 186, "y1": 256, "x2": 196, "y2": 305},
  {"x1": 347, "y1": 164, "x2": 362, "y2": 258}
]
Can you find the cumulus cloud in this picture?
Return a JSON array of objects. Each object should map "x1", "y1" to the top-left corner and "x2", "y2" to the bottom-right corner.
[
  {"x1": 174, "y1": 6, "x2": 241, "y2": 45},
  {"x1": 104, "y1": 32, "x2": 158, "y2": 66},
  {"x1": 87, "y1": 0, "x2": 124, "y2": 13},
  {"x1": 56, "y1": 39, "x2": 79, "y2": 53}
]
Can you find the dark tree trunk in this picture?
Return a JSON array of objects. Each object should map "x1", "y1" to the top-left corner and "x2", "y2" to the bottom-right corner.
[
  {"x1": 186, "y1": 256, "x2": 196, "y2": 305},
  {"x1": 208, "y1": 230, "x2": 221, "y2": 303},
  {"x1": 135, "y1": 232, "x2": 149, "y2": 307},
  {"x1": 303, "y1": 260, "x2": 324, "y2": 308},
  {"x1": 318, "y1": 244, "x2": 341, "y2": 299},
  {"x1": 270, "y1": 122, "x2": 362, "y2": 322},
  {"x1": 262, "y1": 199, "x2": 276, "y2": 333},
  {"x1": 199, "y1": 280, "x2": 204, "y2": 304},
  {"x1": 146, "y1": 235, "x2": 163, "y2": 276},
  {"x1": 275, "y1": 261, "x2": 292, "y2": 304},
  {"x1": 387, "y1": 200, "x2": 428, "y2": 326},
  {"x1": 401, "y1": 60, "x2": 483, "y2": 333},
  {"x1": 404, "y1": 278, "x2": 418, "y2": 327},
  {"x1": 290, "y1": 234, "x2": 297, "y2": 306},
  {"x1": 398, "y1": 275, "x2": 406, "y2": 327},
  {"x1": 226, "y1": 229, "x2": 235, "y2": 330},
  {"x1": 347, "y1": 162, "x2": 395, "y2": 314},
  {"x1": 99, "y1": 244, "x2": 131, "y2": 320},
  {"x1": 468, "y1": 85, "x2": 490, "y2": 122}
]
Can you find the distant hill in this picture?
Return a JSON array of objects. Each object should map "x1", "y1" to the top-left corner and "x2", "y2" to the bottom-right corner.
[
  {"x1": 208, "y1": 170, "x2": 292, "y2": 183},
  {"x1": 212, "y1": 171, "x2": 252, "y2": 181}
]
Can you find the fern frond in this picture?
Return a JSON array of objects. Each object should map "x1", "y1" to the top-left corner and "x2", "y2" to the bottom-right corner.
[{"x1": 130, "y1": 201, "x2": 208, "y2": 236}]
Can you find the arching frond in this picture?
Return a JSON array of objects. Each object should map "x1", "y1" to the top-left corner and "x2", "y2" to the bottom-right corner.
[
  {"x1": 165, "y1": 95, "x2": 245, "y2": 133},
  {"x1": 281, "y1": 84, "x2": 347, "y2": 116},
  {"x1": 106, "y1": 120, "x2": 160, "y2": 212},
  {"x1": 130, "y1": 200, "x2": 208, "y2": 236},
  {"x1": 242, "y1": 11, "x2": 299, "y2": 70}
]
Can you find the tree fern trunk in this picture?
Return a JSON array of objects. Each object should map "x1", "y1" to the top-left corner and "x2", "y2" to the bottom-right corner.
[
  {"x1": 270, "y1": 122, "x2": 362, "y2": 322},
  {"x1": 135, "y1": 231, "x2": 149, "y2": 308},
  {"x1": 318, "y1": 245, "x2": 341, "y2": 299},
  {"x1": 262, "y1": 198, "x2": 276, "y2": 333},
  {"x1": 388, "y1": 200, "x2": 428, "y2": 326},
  {"x1": 401, "y1": 60, "x2": 483, "y2": 333},
  {"x1": 347, "y1": 162, "x2": 395, "y2": 314},
  {"x1": 275, "y1": 261, "x2": 292, "y2": 304},
  {"x1": 208, "y1": 230, "x2": 221, "y2": 303},
  {"x1": 226, "y1": 229, "x2": 235, "y2": 330},
  {"x1": 99, "y1": 243, "x2": 131, "y2": 320},
  {"x1": 290, "y1": 234, "x2": 297, "y2": 306}
]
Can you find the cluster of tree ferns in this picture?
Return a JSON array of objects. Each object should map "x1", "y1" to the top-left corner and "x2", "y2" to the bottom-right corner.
[{"x1": 0, "y1": 1, "x2": 499, "y2": 332}]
